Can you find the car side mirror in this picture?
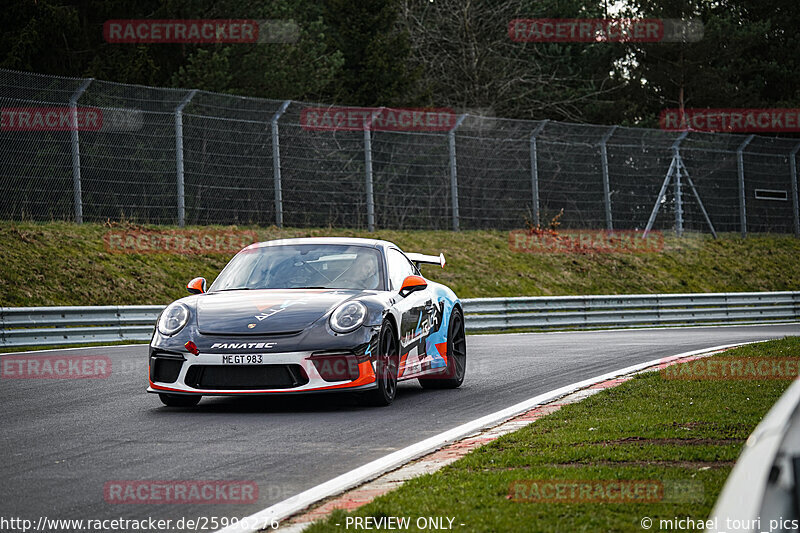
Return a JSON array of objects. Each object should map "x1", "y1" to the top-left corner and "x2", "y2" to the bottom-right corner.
[
  {"x1": 187, "y1": 277, "x2": 207, "y2": 294},
  {"x1": 399, "y1": 275, "x2": 427, "y2": 297}
]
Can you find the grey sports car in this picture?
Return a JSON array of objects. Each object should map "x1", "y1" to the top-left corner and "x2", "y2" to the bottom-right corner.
[{"x1": 147, "y1": 237, "x2": 466, "y2": 407}]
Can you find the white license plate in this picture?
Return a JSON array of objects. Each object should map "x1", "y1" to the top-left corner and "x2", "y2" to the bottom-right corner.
[{"x1": 221, "y1": 354, "x2": 265, "y2": 365}]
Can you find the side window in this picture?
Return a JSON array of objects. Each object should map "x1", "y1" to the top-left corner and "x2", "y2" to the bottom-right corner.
[{"x1": 386, "y1": 249, "x2": 417, "y2": 291}]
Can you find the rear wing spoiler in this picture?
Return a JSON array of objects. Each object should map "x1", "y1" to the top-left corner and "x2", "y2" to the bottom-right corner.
[{"x1": 406, "y1": 252, "x2": 446, "y2": 269}]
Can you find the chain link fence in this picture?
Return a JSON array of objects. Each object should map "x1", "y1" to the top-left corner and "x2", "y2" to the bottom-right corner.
[{"x1": 1, "y1": 68, "x2": 798, "y2": 235}]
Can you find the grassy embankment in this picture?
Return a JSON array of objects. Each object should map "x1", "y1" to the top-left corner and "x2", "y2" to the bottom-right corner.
[
  {"x1": 306, "y1": 337, "x2": 800, "y2": 532},
  {"x1": 2, "y1": 222, "x2": 799, "y2": 307}
]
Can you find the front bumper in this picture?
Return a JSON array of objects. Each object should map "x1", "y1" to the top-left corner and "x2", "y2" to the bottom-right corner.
[{"x1": 147, "y1": 350, "x2": 378, "y2": 396}]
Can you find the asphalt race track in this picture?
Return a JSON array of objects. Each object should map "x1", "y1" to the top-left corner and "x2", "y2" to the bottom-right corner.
[{"x1": 2, "y1": 324, "x2": 799, "y2": 527}]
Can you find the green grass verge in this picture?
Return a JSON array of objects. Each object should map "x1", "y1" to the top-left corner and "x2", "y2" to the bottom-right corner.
[
  {"x1": 1, "y1": 222, "x2": 799, "y2": 306},
  {"x1": 305, "y1": 337, "x2": 800, "y2": 532}
]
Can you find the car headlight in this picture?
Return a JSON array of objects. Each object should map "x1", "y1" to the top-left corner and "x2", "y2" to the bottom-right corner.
[
  {"x1": 158, "y1": 302, "x2": 190, "y2": 336},
  {"x1": 330, "y1": 301, "x2": 366, "y2": 333}
]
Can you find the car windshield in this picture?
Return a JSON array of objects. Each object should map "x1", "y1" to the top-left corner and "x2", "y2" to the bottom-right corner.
[{"x1": 209, "y1": 244, "x2": 384, "y2": 291}]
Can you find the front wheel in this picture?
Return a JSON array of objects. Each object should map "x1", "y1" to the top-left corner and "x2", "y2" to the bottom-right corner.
[
  {"x1": 419, "y1": 307, "x2": 466, "y2": 389},
  {"x1": 359, "y1": 320, "x2": 399, "y2": 407},
  {"x1": 159, "y1": 393, "x2": 201, "y2": 407}
]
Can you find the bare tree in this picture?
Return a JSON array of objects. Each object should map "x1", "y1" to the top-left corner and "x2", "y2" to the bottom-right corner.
[{"x1": 397, "y1": 0, "x2": 627, "y2": 122}]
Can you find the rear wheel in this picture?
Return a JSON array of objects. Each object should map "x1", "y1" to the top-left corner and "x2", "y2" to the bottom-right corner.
[
  {"x1": 158, "y1": 393, "x2": 201, "y2": 407},
  {"x1": 419, "y1": 307, "x2": 466, "y2": 389},
  {"x1": 360, "y1": 320, "x2": 399, "y2": 407}
]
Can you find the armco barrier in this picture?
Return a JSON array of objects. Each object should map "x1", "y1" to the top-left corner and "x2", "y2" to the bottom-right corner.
[
  {"x1": 462, "y1": 291, "x2": 800, "y2": 331},
  {"x1": 707, "y1": 368, "x2": 800, "y2": 532},
  {"x1": 0, "y1": 305, "x2": 164, "y2": 348},
  {"x1": 1, "y1": 291, "x2": 799, "y2": 348}
]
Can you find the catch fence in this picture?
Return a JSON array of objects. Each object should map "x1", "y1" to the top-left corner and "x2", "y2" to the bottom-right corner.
[{"x1": 1, "y1": 68, "x2": 798, "y2": 236}]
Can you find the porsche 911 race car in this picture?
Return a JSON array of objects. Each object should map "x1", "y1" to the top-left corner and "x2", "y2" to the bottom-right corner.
[{"x1": 147, "y1": 237, "x2": 466, "y2": 407}]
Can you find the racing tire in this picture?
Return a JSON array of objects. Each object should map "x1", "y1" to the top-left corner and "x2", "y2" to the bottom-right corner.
[
  {"x1": 360, "y1": 320, "x2": 399, "y2": 407},
  {"x1": 159, "y1": 393, "x2": 202, "y2": 407},
  {"x1": 419, "y1": 307, "x2": 466, "y2": 389}
]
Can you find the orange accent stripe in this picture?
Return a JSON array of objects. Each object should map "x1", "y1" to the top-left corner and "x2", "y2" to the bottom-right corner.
[
  {"x1": 398, "y1": 351, "x2": 409, "y2": 377},
  {"x1": 435, "y1": 342, "x2": 448, "y2": 366}
]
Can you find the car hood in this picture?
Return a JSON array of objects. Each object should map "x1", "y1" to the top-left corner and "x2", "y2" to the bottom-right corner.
[{"x1": 195, "y1": 289, "x2": 360, "y2": 335}]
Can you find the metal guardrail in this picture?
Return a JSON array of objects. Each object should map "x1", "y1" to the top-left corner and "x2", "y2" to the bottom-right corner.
[
  {"x1": 1, "y1": 291, "x2": 799, "y2": 348},
  {"x1": 462, "y1": 291, "x2": 800, "y2": 331},
  {"x1": 0, "y1": 305, "x2": 164, "y2": 348},
  {"x1": 707, "y1": 368, "x2": 800, "y2": 532}
]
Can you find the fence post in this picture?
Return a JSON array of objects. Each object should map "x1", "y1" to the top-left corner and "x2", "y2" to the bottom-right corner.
[
  {"x1": 174, "y1": 89, "x2": 197, "y2": 228},
  {"x1": 737, "y1": 134, "x2": 755, "y2": 238},
  {"x1": 599, "y1": 126, "x2": 617, "y2": 230},
  {"x1": 646, "y1": 131, "x2": 688, "y2": 239},
  {"x1": 530, "y1": 120, "x2": 548, "y2": 227},
  {"x1": 791, "y1": 142, "x2": 800, "y2": 238},
  {"x1": 448, "y1": 114, "x2": 468, "y2": 231},
  {"x1": 672, "y1": 132, "x2": 688, "y2": 237},
  {"x1": 674, "y1": 153, "x2": 683, "y2": 236},
  {"x1": 363, "y1": 108, "x2": 384, "y2": 232},
  {"x1": 69, "y1": 78, "x2": 93, "y2": 224},
  {"x1": 271, "y1": 100, "x2": 291, "y2": 228}
]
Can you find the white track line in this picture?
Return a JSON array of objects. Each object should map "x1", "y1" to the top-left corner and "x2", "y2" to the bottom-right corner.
[{"x1": 215, "y1": 341, "x2": 767, "y2": 533}]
